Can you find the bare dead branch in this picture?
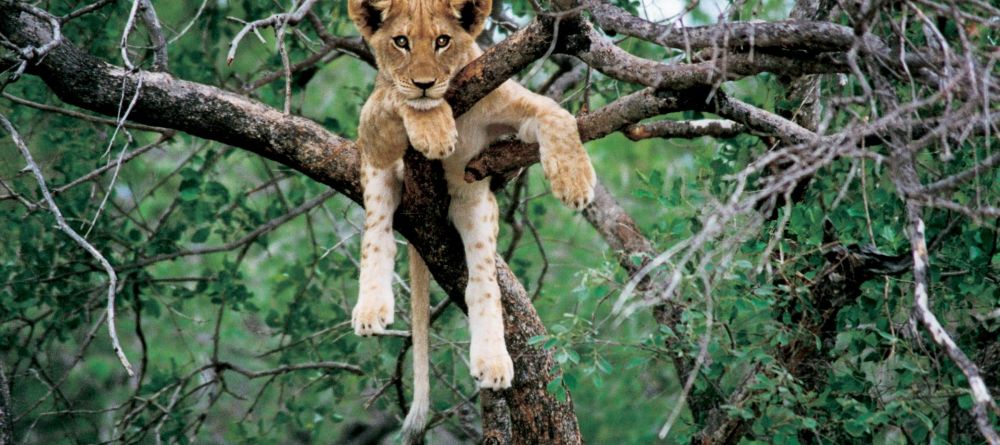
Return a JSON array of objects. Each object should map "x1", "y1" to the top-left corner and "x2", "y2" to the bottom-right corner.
[
  {"x1": 48, "y1": 136, "x2": 170, "y2": 199},
  {"x1": 906, "y1": 206, "x2": 1000, "y2": 444},
  {"x1": 120, "y1": 0, "x2": 141, "y2": 70},
  {"x1": 215, "y1": 360, "x2": 364, "y2": 378},
  {"x1": 0, "y1": 113, "x2": 134, "y2": 377},
  {"x1": 707, "y1": 90, "x2": 818, "y2": 144},
  {"x1": 137, "y1": 0, "x2": 167, "y2": 71},
  {"x1": 2, "y1": 92, "x2": 172, "y2": 133},
  {"x1": 3, "y1": 2, "x2": 61, "y2": 82},
  {"x1": 60, "y1": 0, "x2": 117, "y2": 23},
  {"x1": 304, "y1": 12, "x2": 374, "y2": 65},
  {"x1": 587, "y1": 0, "x2": 869, "y2": 53},
  {"x1": 576, "y1": 20, "x2": 849, "y2": 91},
  {"x1": 625, "y1": 119, "x2": 746, "y2": 140},
  {"x1": 923, "y1": 151, "x2": 1000, "y2": 195},
  {"x1": 125, "y1": 189, "x2": 337, "y2": 270},
  {"x1": 226, "y1": 0, "x2": 319, "y2": 65}
]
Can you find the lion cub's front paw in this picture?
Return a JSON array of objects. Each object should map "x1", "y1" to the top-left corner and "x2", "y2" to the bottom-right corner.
[
  {"x1": 470, "y1": 346, "x2": 514, "y2": 390},
  {"x1": 351, "y1": 296, "x2": 394, "y2": 336},
  {"x1": 547, "y1": 155, "x2": 596, "y2": 211},
  {"x1": 408, "y1": 122, "x2": 457, "y2": 160}
]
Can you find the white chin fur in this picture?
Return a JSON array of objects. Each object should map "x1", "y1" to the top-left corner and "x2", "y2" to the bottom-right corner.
[{"x1": 406, "y1": 98, "x2": 443, "y2": 110}]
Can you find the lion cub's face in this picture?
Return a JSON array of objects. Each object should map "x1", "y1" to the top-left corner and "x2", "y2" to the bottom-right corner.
[{"x1": 349, "y1": 0, "x2": 491, "y2": 110}]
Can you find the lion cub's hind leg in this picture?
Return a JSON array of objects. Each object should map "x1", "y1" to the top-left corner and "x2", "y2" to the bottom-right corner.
[
  {"x1": 448, "y1": 181, "x2": 514, "y2": 389},
  {"x1": 400, "y1": 103, "x2": 458, "y2": 160}
]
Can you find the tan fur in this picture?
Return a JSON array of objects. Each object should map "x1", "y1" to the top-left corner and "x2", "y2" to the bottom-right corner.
[
  {"x1": 402, "y1": 244, "x2": 430, "y2": 443},
  {"x1": 348, "y1": 0, "x2": 595, "y2": 440}
]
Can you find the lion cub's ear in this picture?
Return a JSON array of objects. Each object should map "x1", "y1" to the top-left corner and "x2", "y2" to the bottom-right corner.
[
  {"x1": 349, "y1": 0, "x2": 392, "y2": 40},
  {"x1": 450, "y1": 0, "x2": 492, "y2": 37}
]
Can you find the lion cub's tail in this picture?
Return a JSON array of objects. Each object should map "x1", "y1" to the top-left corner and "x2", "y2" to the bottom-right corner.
[{"x1": 402, "y1": 244, "x2": 430, "y2": 444}]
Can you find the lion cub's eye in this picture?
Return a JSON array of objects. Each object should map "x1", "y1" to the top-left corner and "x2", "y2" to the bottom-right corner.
[
  {"x1": 393, "y1": 36, "x2": 409, "y2": 50},
  {"x1": 435, "y1": 35, "x2": 451, "y2": 50}
]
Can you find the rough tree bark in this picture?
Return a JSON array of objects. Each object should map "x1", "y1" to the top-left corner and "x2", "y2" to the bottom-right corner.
[{"x1": 0, "y1": 361, "x2": 12, "y2": 445}]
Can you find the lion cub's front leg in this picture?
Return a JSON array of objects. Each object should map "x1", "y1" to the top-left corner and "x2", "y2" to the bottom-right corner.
[
  {"x1": 495, "y1": 83, "x2": 595, "y2": 209},
  {"x1": 529, "y1": 105, "x2": 595, "y2": 210},
  {"x1": 353, "y1": 90, "x2": 408, "y2": 336},
  {"x1": 400, "y1": 102, "x2": 458, "y2": 160}
]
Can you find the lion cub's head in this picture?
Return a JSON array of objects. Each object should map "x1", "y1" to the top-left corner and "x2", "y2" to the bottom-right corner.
[{"x1": 349, "y1": 0, "x2": 491, "y2": 110}]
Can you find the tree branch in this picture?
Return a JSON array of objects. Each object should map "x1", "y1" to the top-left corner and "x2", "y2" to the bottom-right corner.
[
  {"x1": 587, "y1": 0, "x2": 865, "y2": 53},
  {"x1": 624, "y1": 119, "x2": 745, "y2": 140}
]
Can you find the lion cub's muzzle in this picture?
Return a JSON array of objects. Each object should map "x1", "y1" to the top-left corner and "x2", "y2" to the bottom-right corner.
[{"x1": 400, "y1": 78, "x2": 450, "y2": 110}]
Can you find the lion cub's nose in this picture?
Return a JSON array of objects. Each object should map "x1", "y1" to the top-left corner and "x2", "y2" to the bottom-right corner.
[{"x1": 412, "y1": 79, "x2": 436, "y2": 90}]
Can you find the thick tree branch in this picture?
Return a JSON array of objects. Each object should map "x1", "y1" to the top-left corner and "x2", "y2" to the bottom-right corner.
[
  {"x1": 587, "y1": 0, "x2": 865, "y2": 53},
  {"x1": 576, "y1": 19, "x2": 851, "y2": 91}
]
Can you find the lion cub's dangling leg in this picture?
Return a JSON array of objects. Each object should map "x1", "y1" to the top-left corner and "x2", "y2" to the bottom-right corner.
[
  {"x1": 352, "y1": 91, "x2": 407, "y2": 336},
  {"x1": 448, "y1": 181, "x2": 514, "y2": 388},
  {"x1": 353, "y1": 159, "x2": 401, "y2": 335}
]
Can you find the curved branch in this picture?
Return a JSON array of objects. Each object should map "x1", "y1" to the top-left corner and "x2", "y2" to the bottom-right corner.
[
  {"x1": 587, "y1": 0, "x2": 862, "y2": 52},
  {"x1": 576, "y1": 20, "x2": 849, "y2": 91}
]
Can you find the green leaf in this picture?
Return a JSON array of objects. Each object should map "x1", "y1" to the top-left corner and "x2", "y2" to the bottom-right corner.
[
  {"x1": 597, "y1": 357, "x2": 613, "y2": 374},
  {"x1": 958, "y1": 394, "x2": 973, "y2": 410},
  {"x1": 527, "y1": 335, "x2": 547, "y2": 346},
  {"x1": 567, "y1": 350, "x2": 580, "y2": 364},
  {"x1": 546, "y1": 375, "x2": 563, "y2": 397},
  {"x1": 563, "y1": 372, "x2": 577, "y2": 390},
  {"x1": 191, "y1": 227, "x2": 210, "y2": 243},
  {"x1": 844, "y1": 419, "x2": 867, "y2": 437},
  {"x1": 179, "y1": 178, "x2": 200, "y2": 201},
  {"x1": 801, "y1": 417, "x2": 818, "y2": 430}
]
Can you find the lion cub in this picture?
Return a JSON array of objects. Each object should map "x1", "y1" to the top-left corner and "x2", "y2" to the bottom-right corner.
[{"x1": 348, "y1": 0, "x2": 595, "y2": 439}]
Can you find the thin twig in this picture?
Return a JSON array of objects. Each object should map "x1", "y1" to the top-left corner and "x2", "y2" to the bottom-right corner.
[
  {"x1": 1, "y1": 113, "x2": 134, "y2": 377},
  {"x1": 124, "y1": 189, "x2": 337, "y2": 270},
  {"x1": 226, "y1": 0, "x2": 319, "y2": 65},
  {"x1": 2, "y1": 93, "x2": 170, "y2": 133},
  {"x1": 120, "y1": 0, "x2": 141, "y2": 70},
  {"x1": 60, "y1": 0, "x2": 118, "y2": 23}
]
